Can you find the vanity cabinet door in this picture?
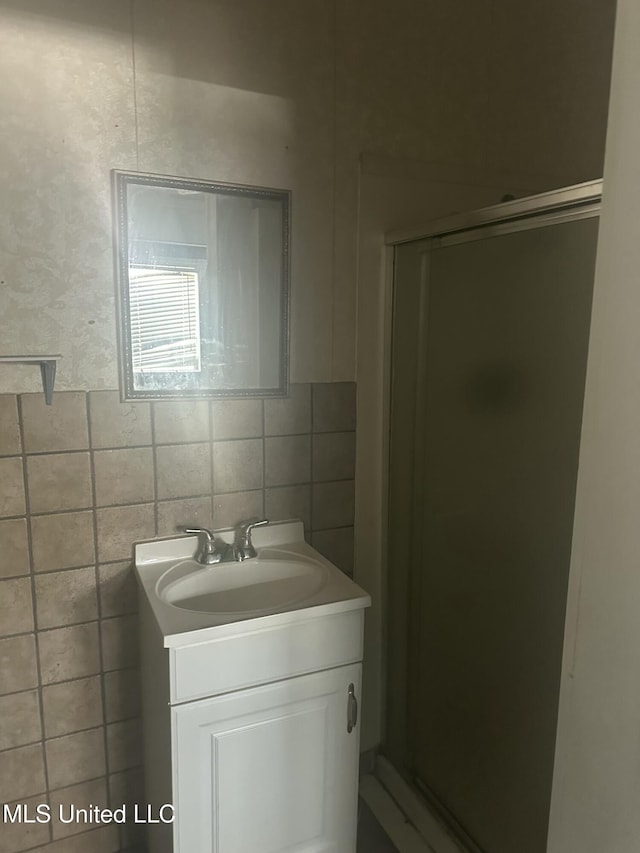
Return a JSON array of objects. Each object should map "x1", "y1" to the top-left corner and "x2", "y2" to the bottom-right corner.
[{"x1": 172, "y1": 663, "x2": 362, "y2": 853}]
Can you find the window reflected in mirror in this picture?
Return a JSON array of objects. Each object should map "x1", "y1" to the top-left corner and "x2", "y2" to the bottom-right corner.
[{"x1": 113, "y1": 171, "x2": 290, "y2": 399}]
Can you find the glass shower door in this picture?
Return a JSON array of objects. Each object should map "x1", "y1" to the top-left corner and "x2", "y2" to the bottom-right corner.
[{"x1": 386, "y1": 213, "x2": 599, "y2": 853}]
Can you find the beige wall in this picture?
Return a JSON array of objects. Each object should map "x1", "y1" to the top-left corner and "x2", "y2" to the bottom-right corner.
[
  {"x1": 0, "y1": 0, "x2": 615, "y2": 396},
  {"x1": 0, "y1": 0, "x2": 338, "y2": 391},
  {"x1": 547, "y1": 1, "x2": 640, "y2": 850}
]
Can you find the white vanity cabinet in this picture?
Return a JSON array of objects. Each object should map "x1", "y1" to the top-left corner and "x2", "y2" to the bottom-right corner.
[
  {"x1": 173, "y1": 663, "x2": 362, "y2": 853},
  {"x1": 135, "y1": 521, "x2": 371, "y2": 853}
]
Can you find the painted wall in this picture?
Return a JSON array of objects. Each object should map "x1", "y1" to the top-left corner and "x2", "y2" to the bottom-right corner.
[{"x1": 547, "y1": 1, "x2": 640, "y2": 850}]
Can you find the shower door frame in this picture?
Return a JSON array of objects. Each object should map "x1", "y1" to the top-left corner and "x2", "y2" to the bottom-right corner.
[
  {"x1": 386, "y1": 179, "x2": 602, "y2": 247},
  {"x1": 379, "y1": 179, "x2": 603, "y2": 853}
]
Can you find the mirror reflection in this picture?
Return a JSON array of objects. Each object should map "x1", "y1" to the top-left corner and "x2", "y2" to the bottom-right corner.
[{"x1": 113, "y1": 171, "x2": 290, "y2": 398}]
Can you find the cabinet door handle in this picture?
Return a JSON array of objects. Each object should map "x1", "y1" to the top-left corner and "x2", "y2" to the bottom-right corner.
[{"x1": 347, "y1": 683, "x2": 358, "y2": 733}]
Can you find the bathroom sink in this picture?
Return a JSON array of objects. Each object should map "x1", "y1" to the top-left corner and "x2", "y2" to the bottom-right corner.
[
  {"x1": 135, "y1": 520, "x2": 370, "y2": 643},
  {"x1": 156, "y1": 549, "x2": 328, "y2": 615}
]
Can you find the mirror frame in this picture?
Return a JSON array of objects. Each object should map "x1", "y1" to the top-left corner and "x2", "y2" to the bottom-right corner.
[{"x1": 112, "y1": 169, "x2": 290, "y2": 400}]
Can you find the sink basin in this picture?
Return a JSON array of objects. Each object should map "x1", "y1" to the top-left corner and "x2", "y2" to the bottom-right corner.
[{"x1": 156, "y1": 549, "x2": 328, "y2": 615}]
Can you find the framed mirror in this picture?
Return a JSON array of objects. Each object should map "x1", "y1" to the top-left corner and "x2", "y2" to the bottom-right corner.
[{"x1": 112, "y1": 170, "x2": 290, "y2": 399}]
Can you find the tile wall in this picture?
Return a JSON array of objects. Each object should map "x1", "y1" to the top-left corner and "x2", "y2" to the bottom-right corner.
[{"x1": 0, "y1": 382, "x2": 356, "y2": 853}]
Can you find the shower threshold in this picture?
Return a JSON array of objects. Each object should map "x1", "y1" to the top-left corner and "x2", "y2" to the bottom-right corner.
[{"x1": 361, "y1": 757, "x2": 471, "y2": 853}]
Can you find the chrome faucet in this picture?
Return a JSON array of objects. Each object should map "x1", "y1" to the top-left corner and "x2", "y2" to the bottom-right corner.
[
  {"x1": 182, "y1": 527, "x2": 228, "y2": 565},
  {"x1": 182, "y1": 518, "x2": 269, "y2": 565},
  {"x1": 235, "y1": 518, "x2": 269, "y2": 561}
]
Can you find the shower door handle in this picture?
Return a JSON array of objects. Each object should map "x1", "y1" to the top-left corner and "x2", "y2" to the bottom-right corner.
[{"x1": 347, "y1": 683, "x2": 358, "y2": 733}]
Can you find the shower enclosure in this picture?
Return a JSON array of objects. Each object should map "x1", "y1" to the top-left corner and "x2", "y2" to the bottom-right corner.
[{"x1": 384, "y1": 182, "x2": 601, "y2": 853}]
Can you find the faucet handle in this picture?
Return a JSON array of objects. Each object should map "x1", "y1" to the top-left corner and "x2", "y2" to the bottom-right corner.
[
  {"x1": 180, "y1": 527, "x2": 223, "y2": 565},
  {"x1": 182, "y1": 526, "x2": 214, "y2": 542},
  {"x1": 237, "y1": 518, "x2": 269, "y2": 559}
]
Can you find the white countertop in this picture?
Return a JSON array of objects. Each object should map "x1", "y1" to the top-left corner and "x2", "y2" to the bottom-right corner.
[{"x1": 134, "y1": 520, "x2": 371, "y2": 648}]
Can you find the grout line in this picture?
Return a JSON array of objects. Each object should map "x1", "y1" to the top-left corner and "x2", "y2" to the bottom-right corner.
[
  {"x1": 0, "y1": 663, "x2": 139, "y2": 700},
  {"x1": 3, "y1": 782, "x2": 49, "y2": 802},
  {"x1": 6, "y1": 505, "x2": 93, "y2": 521},
  {"x1": 26, "y1": 507, "x2": 94, "y2": 521},
  {"x1": 0, "y1": 627, "x2": 41, "y2": 641},
  {"x1": 17, "y1": 447, "x2": 91, "y2": 457},
  {"x1": 261, "y1": 397, "x2": 266, "y2": 519},
  {"x1": 0, "y1": 611, "x2": 137, "y2": 642},
  {"x1": 1, "y1": 426, "x2": 356, "y2": 459},
  {"x1": 0, "y1": 510, "x2": 27, "y2": 521},
  {"x1": 150, "y1": 402, "x2": 159, "y2": 537},
  {"x1": 41, "y1": 614, "x2": 137, "y2": 633},
  {"x1": 50, "y1": 768, "x2": 142, "y2": 797},
  {"x1": 310, "y1": 522, "x2": 354, "y2": 533},
  {"x1": 310, "y1": 385, "x2": 316, "y2": 534},
  {"x1": 16, "y1": 395, "x2": 53, "y2": 841},
  {"x1": 209, "y1": 400, "x2": 215, "y2": 527},
  {"x1": 2, "y1": 564, "x2": 93, "y2": 580},
  {"x1": 85, "y1": 393, "x2": 113, "y2": 811}
]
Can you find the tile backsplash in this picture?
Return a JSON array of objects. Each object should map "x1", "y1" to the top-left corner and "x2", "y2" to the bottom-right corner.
[{"x1": 0, "y1": 382, "x2": 356, "y2": 853}]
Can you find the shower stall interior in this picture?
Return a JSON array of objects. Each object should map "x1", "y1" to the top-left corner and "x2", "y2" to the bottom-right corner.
[{"x1": 384, "y1": 182, "x2": 601, "y2": 853}]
